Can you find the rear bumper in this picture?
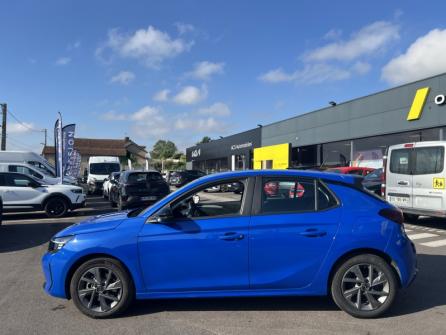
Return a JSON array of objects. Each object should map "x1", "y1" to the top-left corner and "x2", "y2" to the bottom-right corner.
[
  {"x1": 385, "y1": 225, "x2": 418, "y2": 288},
  {"x1": 401, "y1": 207, "x2": 446, "y2": 218},
  {"x1": 122, "y1": 195, "x2": 166, "y2": 208}
]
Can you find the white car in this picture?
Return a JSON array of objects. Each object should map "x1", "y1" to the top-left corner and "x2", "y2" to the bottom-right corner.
[
  {"x1": 0, "y1": 162, "x2": 77, "y2": 185},
  {"x1": 0, "y1": 172, "x2": 85, "y2": 217},
  {"x1": 102, "y1": 172, "x2": 120, "y2": 199}
]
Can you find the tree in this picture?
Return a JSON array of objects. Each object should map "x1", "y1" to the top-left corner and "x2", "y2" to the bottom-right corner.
[
  {"x1": 196, "y1": 136, "x2": 211, "y2": 145},
  {"x1": 150, "y1": 140, "x2": 177, "y2": 160}
]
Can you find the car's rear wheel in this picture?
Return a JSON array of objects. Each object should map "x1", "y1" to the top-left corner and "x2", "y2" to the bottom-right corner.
[
  {"x1": 70, "y1": 258, "x2": 134, "y2": 318},
  {"x1": 44, "y1": 197, "x2": 68, "y2": 218},
  {"x1": 331, "y1": 254, "x2": 398, "y2": 318}
]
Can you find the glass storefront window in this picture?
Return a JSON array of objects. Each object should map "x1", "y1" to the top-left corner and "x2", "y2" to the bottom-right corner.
[
  {"x1": 352, "y1": 128, "x2": 440, "y2": 168},
  {"x1": 321, "y1": 141, "x2": 351, "y2": 167}
]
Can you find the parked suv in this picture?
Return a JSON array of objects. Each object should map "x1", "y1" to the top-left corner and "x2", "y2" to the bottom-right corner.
[
  {"x1": 169, "y1": 170, "x2": 206, "y2": 187},
  {"x1": 0, "y1": 172, "x2": 85, "y2": 217},
  {"x1": 110, "y1": 170, "x2": 170, "y2": 210},
  {"x1": 43, "y1": 170, "x2": 417, "y2": 319}
]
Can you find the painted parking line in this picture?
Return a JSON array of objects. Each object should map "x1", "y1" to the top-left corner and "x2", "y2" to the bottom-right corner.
[
  {"x1": 405, "y1": 229, "x2": 413, "y2": 232},
  {"x1": 407, "y1": 233, "x2": 438, "y2": 240},
  {"x1": 420, "y1": 239, "x2": 446, "y2": 247}
]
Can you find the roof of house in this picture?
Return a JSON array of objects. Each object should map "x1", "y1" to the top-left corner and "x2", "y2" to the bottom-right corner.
[{"x1": 42, "y1": 137, "x2": 147, "y2": 158}]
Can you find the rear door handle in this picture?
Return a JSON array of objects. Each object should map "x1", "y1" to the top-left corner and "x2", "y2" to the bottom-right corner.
[
  {"x1": 300, "y1": 229, "x2": 327, "y2": 238},
  {"x1": 219, "y1": 232, "x2": 244, "y2": 241},
  {"x1": 398, "y1": 180, "x2": 409, "y2": 186}
]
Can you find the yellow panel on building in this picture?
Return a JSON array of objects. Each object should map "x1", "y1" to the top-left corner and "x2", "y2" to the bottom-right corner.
[{"x1": 253, "y1": 143, "x2": 290, "y2": 170}]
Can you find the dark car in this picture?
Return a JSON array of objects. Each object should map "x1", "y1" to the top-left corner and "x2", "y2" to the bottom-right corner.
[
  {"x1": 169, "y1": 170, "x2": 206, "y2": 187},
  {"x1": 110, "y1": 170, "x2": 170, "y2": 210},
  {"x1": 362, "y1": 168, "x2": 383, "y2": 196}
]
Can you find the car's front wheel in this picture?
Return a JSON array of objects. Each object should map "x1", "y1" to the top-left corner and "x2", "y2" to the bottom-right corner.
[
  {"x1": 44, "y1": 197, "x2": 68, "y2": 218},
  {"x1": 331, "y1": 254, "x2": 398, "y2": 318},
  {"x1": 70, "y1": 257, "x2": 134, "y2": 318}
]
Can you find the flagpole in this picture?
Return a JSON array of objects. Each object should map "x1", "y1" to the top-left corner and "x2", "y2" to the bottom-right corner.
[{"x1": 58, "y1": 112, "x2": 63, "y2": 184}]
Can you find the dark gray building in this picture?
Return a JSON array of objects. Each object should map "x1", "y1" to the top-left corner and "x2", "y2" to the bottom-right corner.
[{"x1": 187, "y1": 73, "x2": 446, "y2": 171}]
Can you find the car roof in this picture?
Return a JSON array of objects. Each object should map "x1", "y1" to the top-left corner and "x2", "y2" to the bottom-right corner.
[{"x1": 192, "y1": 169, "x2": 360, "y2": 185}]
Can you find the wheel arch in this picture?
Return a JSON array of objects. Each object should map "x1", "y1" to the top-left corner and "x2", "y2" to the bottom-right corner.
[
  {"x1": 64, "y1": 253, "x2": 134, "y2": 299},
  {"x1": 327, "y1": 248, "x2": 402, "y2": 294},
  {"x1": 42, "y1": 193, "x2": 73, "y2": 208}
]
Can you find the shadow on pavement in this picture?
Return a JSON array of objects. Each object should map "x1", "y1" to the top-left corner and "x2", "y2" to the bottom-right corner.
[
  {"x1": 407, "y1": 217, "x2": 446, "y2": 230},
  {"x1": 125, "y1": 296, "x2": 337, "y2": 317},
  {"x1": 123, "y1": 254, "x2": 446, "y2": 318},
  {"x1": 390, "y1": 253, "x2": 446, "y2": 317},
  {"x1": 0, "y1": 221, "x2": 72, "y2": 253}
]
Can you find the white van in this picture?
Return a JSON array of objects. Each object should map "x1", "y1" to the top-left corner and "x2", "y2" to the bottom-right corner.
[
  {"x1": 87, "y1": 156, "x2": 121, "y2": 194},
  {"x1": 385, "y1": 141, "x2": 446, "y2": 220}
]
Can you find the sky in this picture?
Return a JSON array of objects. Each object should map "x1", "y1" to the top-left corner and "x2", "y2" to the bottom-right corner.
[{"x1": 1, "y1": 1, "x2": 446, "y2": 154}]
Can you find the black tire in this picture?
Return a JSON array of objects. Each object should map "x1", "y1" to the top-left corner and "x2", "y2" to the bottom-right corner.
[
  {"x1": 404, "y1": 213, "x2": 419, "y2": 223},
  {"x1": 70, "y1": 257, "x2": 134, "y2": 318},
  {"x1": 331, "y1": 254, "x2": 398, "y2": 318},
  {"x1": 44, "y1": 197, "x2": 68, "y2": 218}
]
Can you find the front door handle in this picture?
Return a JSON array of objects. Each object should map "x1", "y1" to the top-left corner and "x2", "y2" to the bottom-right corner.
[
  {"x1": 219, "y1": 232, "x2": 244, "y2": 241},
  {"x1": 299, "y1": 229, "x2": 327, "y2": 238}
]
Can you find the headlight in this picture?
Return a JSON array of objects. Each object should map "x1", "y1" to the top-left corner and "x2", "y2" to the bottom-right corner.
[
  {"x1": 48, "y1": 235, "x2": 74, "y2": 252},
  {"x1": 71, "y1": 188, "x2": 83, "y2": 194}
]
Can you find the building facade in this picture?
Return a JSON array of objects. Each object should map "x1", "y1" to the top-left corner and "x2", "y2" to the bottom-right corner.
[
  {"x1": 186, "y1": 73, "x2": 446, "y2": 170},
  {"x1": 42, "y1": 137, "x2": 148, "y2": 173},
  {"x1": 186, "y1": 128, "x2": 261, "y2": 173}
]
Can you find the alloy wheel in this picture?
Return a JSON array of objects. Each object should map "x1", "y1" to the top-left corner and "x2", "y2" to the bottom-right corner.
[
  {"x1": 77, "y1": 267, "x2": 123, "y2": 313},
  {"x1": 341, "y1": 263, "x2": 389, "y2": 311}
]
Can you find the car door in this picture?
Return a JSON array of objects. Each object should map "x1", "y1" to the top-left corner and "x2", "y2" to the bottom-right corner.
[
  {"x1": 137, "y1": 178, "x2": 252, "y2": 292},
  {"x1": 411, "y1": 145, "x2": 445, "y2": 211},
  {"x1": 249, "y1": 176, "x2": 341, "y2": 289},
  {"x1": 387, "y1": 147, "x2": 413, "y2": 209},
  {"x1": 3, "y1": 173, "x2": 43, "y2": 205}
]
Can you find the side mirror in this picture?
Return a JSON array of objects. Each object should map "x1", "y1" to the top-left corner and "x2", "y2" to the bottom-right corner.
[
  {"x1": 104, "y1": 178, "x2": 109, "y2": 182},
  {"x1": 149, "y1": 207, "x2": 174, "y2": 223}
]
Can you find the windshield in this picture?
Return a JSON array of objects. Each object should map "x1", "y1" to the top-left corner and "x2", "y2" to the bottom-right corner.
[{"x1": 90, "y1": 163, "x2": 120, "y2": 175}]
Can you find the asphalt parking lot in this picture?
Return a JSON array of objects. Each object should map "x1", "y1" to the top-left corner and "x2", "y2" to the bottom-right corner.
[{"x1": 1, "y1": 195, "x2": 446, "y2": 335}]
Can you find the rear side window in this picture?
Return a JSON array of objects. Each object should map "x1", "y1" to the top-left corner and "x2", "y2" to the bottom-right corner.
[
  {"x1": 389, "y1": 149, "x2": 410, "y2": 174},
  {"x1": 261, "y1": 178, "x2": 316, "y2": 214},
  {"x1": 413, "y1": 147, "x2": 444, "y2": 175},
  {"x1": 8, "y1": 165, "x2": 43, "y2": 179}
]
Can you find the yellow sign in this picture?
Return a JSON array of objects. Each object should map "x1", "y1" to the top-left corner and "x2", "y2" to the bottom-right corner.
[
  {"x1": 407, "y1": 87, "x2": 430, "y2": 121},
  {"x1": 253, "y1": 143, "x2": 290, "y2": 170},
  {"x1": 433, "y1": 177, "x2": 445, "y2": 189}
]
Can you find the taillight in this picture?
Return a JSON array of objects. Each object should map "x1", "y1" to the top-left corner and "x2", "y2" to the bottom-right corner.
[{"x1": 379, "y1": 207, "x2": 403, "y2": 225}]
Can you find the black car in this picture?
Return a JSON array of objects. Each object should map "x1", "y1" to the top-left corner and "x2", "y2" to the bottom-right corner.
[
  {"x1": 169, "y1": 170, "x2": 206, "y2": 187},
  {"x1": 362, "y1": 168, "x2": 383, "y2": 196},
  {"x1": 110, "y1": 170, "x2": 170, "y2": 210}
]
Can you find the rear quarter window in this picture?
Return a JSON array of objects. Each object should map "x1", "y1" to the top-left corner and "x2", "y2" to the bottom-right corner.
[
  {"x1": 389, "y1": 149, "x2": 410, "y2": 174},
  {"x1": 414, "y1": 146, "x2": 444, "y2": 175}
]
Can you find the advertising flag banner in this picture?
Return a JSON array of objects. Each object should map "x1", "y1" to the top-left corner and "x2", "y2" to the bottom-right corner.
[
  {"x1": 67, "y1": 149, "x2": 81, "y2": 178},
  {"x1": 54, "y1": 114, "x2": 63, "y2": 183},
  {"x1": 62, "y1": 124, "x2": 76, "y2": 176}
]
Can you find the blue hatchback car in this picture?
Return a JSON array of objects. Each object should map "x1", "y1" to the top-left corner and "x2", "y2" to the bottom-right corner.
[{"x1": 42, "y1": 170, "x2": 417, "y2": 318}]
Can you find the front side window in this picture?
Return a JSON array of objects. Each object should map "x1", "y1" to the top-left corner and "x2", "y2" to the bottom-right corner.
[
  {"x1": 389, "y1": 149, "x2": 411, "y2": 175},
  {"x1": 413, "y1": 147, "x2": 444, "y2": 175},
  {"x1": 8, "y1": 165, "x2": 43, "y2": 179},
  {"x1": 7, "y1": 174, "x2": 35, "y2": 187},
  {"x1": 170, "y1": 179, "x2": 245, "y2": 219}
]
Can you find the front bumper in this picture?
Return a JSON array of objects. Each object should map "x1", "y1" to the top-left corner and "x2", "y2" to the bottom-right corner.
[{"x1": 71, "y1": 200, "x2": 86, "y2": 210}]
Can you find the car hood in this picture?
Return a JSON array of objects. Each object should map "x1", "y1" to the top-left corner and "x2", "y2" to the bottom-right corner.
[{"x1": 54, "y1": 211, "x2": 129, "y2": 237}]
